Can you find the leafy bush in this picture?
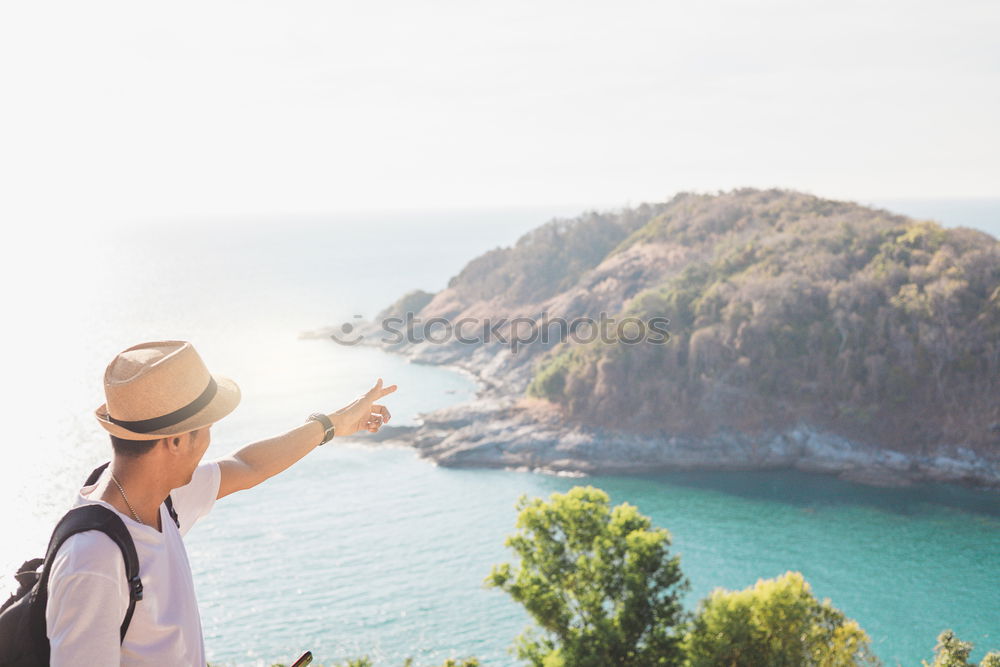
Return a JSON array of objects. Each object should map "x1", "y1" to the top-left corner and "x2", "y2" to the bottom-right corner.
[
  {"x1": 683, "y1": 571, "x2": 878, "y2": 666},
  {"x1": 922, "y1": 630, "x2": 1000, "y2": 667},
  {"x1": 486, "y1": 486, "x2": 688, "y2": 666}
]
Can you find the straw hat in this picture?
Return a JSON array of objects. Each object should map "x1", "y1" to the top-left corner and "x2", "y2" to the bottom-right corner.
[{"x1": 94, "y1": 340, "x2": 241, "y2": 440}]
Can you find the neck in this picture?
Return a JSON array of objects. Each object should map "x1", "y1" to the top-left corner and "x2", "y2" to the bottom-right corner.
[{"x1": 99, "y1": 457, "x2": 172, "y2": 532}]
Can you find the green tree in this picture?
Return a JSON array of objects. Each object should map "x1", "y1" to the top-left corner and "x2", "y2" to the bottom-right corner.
[
  {"x1": 922, "y1": 630, "x2": 1000, "y2": 667},
  {"x1": 486, "y1": 486, "x2": 688, "y2": 667},
  {"x1": 682, "y1": 571, "x2": 879, "y2": 667}
]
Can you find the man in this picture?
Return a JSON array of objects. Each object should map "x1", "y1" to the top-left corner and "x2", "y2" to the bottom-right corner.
[{"x1": 44, "y1": 340, "x2": 396, "y2": 665}]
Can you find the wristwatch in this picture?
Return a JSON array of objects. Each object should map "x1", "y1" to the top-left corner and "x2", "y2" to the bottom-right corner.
[{"x1": 307, "y1": 413, "x2": 336, "y2": 445}]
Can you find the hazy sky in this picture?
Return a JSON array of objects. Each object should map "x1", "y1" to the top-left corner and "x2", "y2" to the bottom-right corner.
[{"x1": 2, "y1": 0, "x2": 998, "y2": 225}]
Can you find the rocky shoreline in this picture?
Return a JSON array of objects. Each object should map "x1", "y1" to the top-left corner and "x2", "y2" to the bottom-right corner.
[
  {"x1": 310, "y1": 329, "x2": 1000, "y2": 491},
  {"x1": 361, "y1": 395, "x2": 1000, "y2": 490}
]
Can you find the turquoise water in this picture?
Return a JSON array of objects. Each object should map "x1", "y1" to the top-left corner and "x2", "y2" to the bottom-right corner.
[
  {"x1": 191, "y1": 392, "x2": 1000, "y2": 666},
  {"x1": 1, "y1": 203, "x2": 998, "y2": 666}
]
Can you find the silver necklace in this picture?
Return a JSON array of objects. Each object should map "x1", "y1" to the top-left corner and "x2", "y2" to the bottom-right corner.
[{"x1": 110, "y1": 472, "x2": 144, "y2": 525}]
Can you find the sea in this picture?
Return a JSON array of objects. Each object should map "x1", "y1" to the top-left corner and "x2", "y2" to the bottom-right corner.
[{"x1": 1, "y1": 199, "x2": 997, "y2": 666}]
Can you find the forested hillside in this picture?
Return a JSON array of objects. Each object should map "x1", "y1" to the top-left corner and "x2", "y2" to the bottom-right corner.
[
  {"x1": 524, "y1": 189, "x2": 999, "y2": 453},
  {"x1": 375, "y1": 188, "x2": 999, "y2": 459}
]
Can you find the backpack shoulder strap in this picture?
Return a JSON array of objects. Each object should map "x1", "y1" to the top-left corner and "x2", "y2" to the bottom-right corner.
[
  {"x1": 86, "y1": 462, "x2": 180, "y2": 529},
  {"x1": 36, "y1": 505, "x2": 143, "y2": 646},
  {"x1": 84, "y1": 462, "x2": 109, "y2": 487},
  {"x1": 164, "y1": 495, "x2": 180, "y2": 529}
]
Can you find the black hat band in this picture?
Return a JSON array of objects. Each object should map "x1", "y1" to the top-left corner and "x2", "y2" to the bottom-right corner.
[{"x1": 106, "y1": 378, "x2": 218, "y2": 434}]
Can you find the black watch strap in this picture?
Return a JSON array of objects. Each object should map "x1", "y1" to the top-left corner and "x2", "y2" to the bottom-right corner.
[{"x1": 308, "y1": 413, "x2": 335, "y2": 445}]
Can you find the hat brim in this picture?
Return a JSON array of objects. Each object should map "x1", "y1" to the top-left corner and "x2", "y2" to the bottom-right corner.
[{"x1": 94, "y1": 374, "x2": 241, "y2": 440}]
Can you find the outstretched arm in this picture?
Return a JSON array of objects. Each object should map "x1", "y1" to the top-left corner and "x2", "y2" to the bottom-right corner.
[{"x1": 214, "y1": 378, "x2": 397, "y2": 500}]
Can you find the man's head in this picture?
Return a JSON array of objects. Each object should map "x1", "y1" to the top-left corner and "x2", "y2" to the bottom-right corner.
[{"x1": 95, "y1": 341, "x2": 238, "y2": 481}]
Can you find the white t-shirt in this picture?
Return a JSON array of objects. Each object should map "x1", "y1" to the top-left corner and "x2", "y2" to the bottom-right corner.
[{"x1": 45, "y1": 462, "x2": 221, "y2": 667}]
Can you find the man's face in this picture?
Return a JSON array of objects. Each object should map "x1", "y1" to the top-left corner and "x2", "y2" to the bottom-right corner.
[
  {"x1": 191, "y1": 425, "x2": 212, "y2": 460},
  {"x1": 178, "y1": 426, "x2": 212, "y2": 485}
]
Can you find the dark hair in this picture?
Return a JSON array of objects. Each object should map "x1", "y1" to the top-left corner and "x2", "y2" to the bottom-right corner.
[{"x1": 110, "y1": 434, "x2": 160, "y2": 458}]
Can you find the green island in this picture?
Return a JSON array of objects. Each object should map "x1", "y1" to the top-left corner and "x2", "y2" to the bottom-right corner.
[{"x1": 344, "y1": 189, "x2": 1000, "y2": 488}]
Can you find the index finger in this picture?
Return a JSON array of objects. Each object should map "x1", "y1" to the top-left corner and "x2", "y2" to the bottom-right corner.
[{"x1": 367, "y1": 378, "x2": 398, "y2": 400}]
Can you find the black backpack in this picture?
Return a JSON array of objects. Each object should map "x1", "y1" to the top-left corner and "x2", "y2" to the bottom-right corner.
[{"x1": 0, "y1": 463, "x2": 180, "y2": 666}]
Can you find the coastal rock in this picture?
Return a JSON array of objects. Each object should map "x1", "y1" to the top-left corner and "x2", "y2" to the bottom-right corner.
[{"x1": 359, "y1": 397, "x2": 1000, "y2": 489}]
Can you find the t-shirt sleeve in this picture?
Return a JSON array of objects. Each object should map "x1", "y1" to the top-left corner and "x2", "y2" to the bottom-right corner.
[
  {"x1": 46, "y1": 531, "x2": 129, "y2": 667},
  {"x1": 168, "y1": 461, "x2": 221, "y2": 536}
]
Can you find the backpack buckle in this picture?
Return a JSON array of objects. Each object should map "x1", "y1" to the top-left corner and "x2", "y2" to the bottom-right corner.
[{"x1": 129, "y1": 576, "x2": 144, "y2": 602}]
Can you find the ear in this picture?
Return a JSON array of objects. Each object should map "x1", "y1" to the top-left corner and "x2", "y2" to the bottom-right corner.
[{"x1": 165, "y1": 433, "x2": 186, "y2": 456}]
